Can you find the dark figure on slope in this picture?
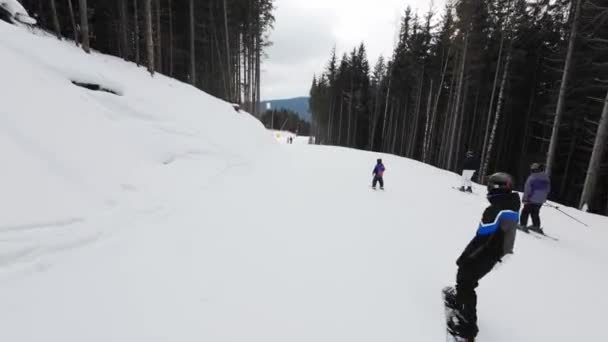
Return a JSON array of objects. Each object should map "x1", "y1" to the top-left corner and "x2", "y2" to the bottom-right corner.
[
  {"x1": 459, "y1": 151, "x2": 479, "y2": 193},
  {"x1": 444, "y1": 172, "x2": 521, "y2": 341},
  {"x1": 521, "y1": 163, "x2": 551, "y2": 234},
  {"x1": 372, "y1": 159, "x2": 385, "y2": 190}
]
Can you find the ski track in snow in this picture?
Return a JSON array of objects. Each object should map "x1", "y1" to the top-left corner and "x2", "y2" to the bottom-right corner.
[
  {"x1": 0, "y1": 218, "x2": 85, "y2": 232},
  {"x1": 1, "y1": 20, "x2": 608, "y2": 342}
]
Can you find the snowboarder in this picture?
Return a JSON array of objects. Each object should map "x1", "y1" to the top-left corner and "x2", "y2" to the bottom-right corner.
[
  {"x1": 459, "y1": 151, "x2": 479, "y2": 193},
  {"x1": 443, "y1": 172, "x2": 521, "y2": 341},
  {"x1": 372, "y1": 159, "x2": 385, "y2": 190},
  {"x1": 520, "y1": 163, "x2": 551, "y2": 233}
]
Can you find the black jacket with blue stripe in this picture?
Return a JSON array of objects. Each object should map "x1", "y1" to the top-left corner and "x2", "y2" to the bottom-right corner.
[{"x1": 457, "y1": 192, "x2": 521, "y2": 266}]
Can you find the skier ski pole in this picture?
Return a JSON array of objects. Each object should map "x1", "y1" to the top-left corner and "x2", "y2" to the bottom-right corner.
[{"x1": 543, "y1": 203, "x2": 589, "y2": 227}]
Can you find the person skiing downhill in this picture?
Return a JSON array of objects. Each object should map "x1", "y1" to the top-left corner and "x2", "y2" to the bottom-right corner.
[
  {"x1": 459, "y1": 151, "x2": 479, "y2": 193},
  {"x1": 372, "y1": 159, "x2": 385, "y2": 190},
  {"x1": 443, "y1": 172, "x2": 521, "y2": 341},
  {"x1": 521, "y1": 163, "x2": 551, "y2": 234}
]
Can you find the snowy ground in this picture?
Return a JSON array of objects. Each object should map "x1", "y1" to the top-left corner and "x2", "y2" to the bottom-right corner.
[
  {"x1": 270, "y1": 129, "x2": 310, "y2": 144},
  {"x1": 1, "y1": 21, "x2": 608, "y2": 342}
]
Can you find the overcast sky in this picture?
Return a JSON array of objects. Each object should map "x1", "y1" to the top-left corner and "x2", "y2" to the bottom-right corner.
[{"x1": 261, "y1": 0, "x2": 440, "y2": 100}]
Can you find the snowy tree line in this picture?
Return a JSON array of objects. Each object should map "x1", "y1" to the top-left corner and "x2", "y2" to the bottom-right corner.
[
  {"x1": 22, "y1": 0, "x2": 274, "y2": 115},
  {"x1": 309, "y1": 0, "x2": 608, "y2": 215}
]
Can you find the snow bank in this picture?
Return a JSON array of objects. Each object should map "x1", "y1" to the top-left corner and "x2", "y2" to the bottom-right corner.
[
  {"x1": 0, "y1": 0, "x2": 36, "y2": 24},
  {"x1": 0, "y1": 20, "x2": 273, "y2": 268}
]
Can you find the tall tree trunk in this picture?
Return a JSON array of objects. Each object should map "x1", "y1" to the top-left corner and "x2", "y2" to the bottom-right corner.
[
  {"x1": 78, "y1": 0, "x2": 90, "y2": 53},
  {"x1": 144, "y1": 0, "x2": 155, "y2": 75},
  {"x1": 119, "y1": 0, "x2": 129, "y2": 60},
  {"x1": 209, "y1": 3, "x2": 228, "y2": 96},
  {"x1": 168, "y1": 0, "x2": 174, "y2": 76},
  {"x1": 189, "y1": 0, "x2": 196, "y2": 84},
  {"x1": 430, "y1": 48, "x2": 453, "y2": 164},
  {"x1": 327, "y1": 97, "x2": 334, "y2": 143},
  {"x1": 393, "y1": 102, "x2": 400, "y2": 154},
  {"x1": 480, "y1": 37, "x2": 504, "y2": 177},
  {"x1": 223, "y1": 0, "x2": 232, "y2": 102},
  {"x1": 481, "y1": 51, "x2": 512, "y2": 180},
  {"x1": 579, "y1": 89, "x2": 608, "y2": 210},
  {"x1": 384, "y1": 100, "x2": 393, "y2": 151},
  {"x1": 559, "y1": 133, "x2": 577, "y2": 198},
  {"x1": 338, "y1": 98, "x2": 344, "y2": 145},
  {"x1": 256, "y1": 37, "x2": 261, "y2": 116},
  {"x1": 399, "y1": 100, "x2": 409, "y2": 155},
  {"x1": 454, "y1": 79, "x2": 469, "y2": 167},
  {"x1": 422, "y1": 80, "x2": 434, "y2": 163},
  {"x1": 447, "y1": 32, "x2": 469, "y2": 170},
  {"x1": 347, "y1": 86, "x2": 354, "y2": 147},
  {"x1": 369, "y1": 84, "x2": 383, "y2": 150},
  {"x1": 67, "y1": 0, "x2": 79, "y2": 46},
  {"x1": 546, "y1": 0, "x2": 582, "y2": 176},
  {"x1": 155, "y1": 0, "x2": 162, "y2": 72},
  {"x1": 408, "y1": 69, "x2": 425, "y2": 158},
  {"x1": 519, "y1": 53, "x2": 541, "y2": 178},
  {"x1": 467, "y1": 87, "x2": 480, "y2": 149},
  {"x1": 50, "y1": 0, "x2": 61, "y2": 39},
  {"x1": 437, "y1": 57, "x2": 460, "y2": 168},
  {"x1": 381, "y1": 75, "x2": 392, "y2": 149},
  {"x1": 440, "y1": 62, "x2": 459, "y2": 167},
  {"x1": 134, "y1": 0, "x2": 140, "y2": 65}
]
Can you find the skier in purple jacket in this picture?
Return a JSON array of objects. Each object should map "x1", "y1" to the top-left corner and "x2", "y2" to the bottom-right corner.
[
  {"x1": 372, "y1": 159, "x2": 385, "y2": 190},
  {"x1": 521, "y1": 163, "x2": 551, "y2": 233}
]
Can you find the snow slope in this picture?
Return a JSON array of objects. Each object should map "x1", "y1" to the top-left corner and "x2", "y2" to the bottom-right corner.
[
  {"x1": 0, "y1": 21, "x2": 273, "y2": 271},
  {"x1": 2, "y1": 21, "x2": 608, "y2": 342},
  {"x1": 271, "y1": 129, "x2": 310, "y2": 144}
]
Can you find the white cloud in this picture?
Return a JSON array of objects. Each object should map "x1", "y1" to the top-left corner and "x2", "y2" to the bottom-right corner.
[{"x1": 261, "y1": 0, "x2": 442, "y2": 100}]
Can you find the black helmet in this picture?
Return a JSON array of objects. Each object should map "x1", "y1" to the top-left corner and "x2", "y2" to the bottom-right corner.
[
  {"x1": 377, "y1": 158, "x2": 382, "y2": 163},
  {"x1": 487, "y1": 172, "x2": 514, "y2": 192}
]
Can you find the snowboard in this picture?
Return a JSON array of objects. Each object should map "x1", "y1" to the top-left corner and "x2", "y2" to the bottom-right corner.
[{"x1": 442, "y1": 286, "x2": 474, "y2": 342}]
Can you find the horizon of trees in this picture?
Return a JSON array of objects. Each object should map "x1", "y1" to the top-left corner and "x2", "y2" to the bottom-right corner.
[
  {"x1": 310, "y1": 0, "x2": 608, "y2": 215},
  {"x1": 22, "y1": 0, "x2": 275, "y2": 115}
]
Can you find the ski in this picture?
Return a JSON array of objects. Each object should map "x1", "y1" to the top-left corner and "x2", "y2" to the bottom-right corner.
[
  {"x1": 517, "y1": 225, "x2": 559, "y2": 241},
  {"x1": 517, "y1": 225, "x2": 543, "y2": 239},
  {"x1": 527, "y1": 226, "x2": 559, "y2": 241}
]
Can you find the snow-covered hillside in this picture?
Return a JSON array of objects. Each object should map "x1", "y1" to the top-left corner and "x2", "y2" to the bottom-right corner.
[
  {"x1": 1, "y1": 21, "x2": 608, "y2": 342},
  {"x1": 0, "y1": 0, "x2": 36, "y2": 24},
  {"x1": 0, "y1": 21, "x2": 273, "y2": 272}
]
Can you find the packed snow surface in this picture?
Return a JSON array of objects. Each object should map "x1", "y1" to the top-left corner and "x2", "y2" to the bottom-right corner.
[
  {"x1": 1, "y1": 21, "x2": 608, "y2": 342},
  {"x1": 271, "y1": 129, "x2": 310, "y2": 144}
]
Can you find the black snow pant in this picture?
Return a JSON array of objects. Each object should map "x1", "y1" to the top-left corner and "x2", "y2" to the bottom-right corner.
[
  {"x1": 455, "y1": 257, "x2": 498, "y2": 338},
  {"x1": 520, "y1": 203, "x2": 542, "y2": 228},
  {"x1": 372, "y1": 175, "x2": 384, "y2": 188}
]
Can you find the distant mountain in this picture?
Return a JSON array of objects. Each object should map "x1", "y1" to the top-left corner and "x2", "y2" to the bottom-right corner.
[{"x1": 261, "y1": 97, "x2": 311, "y2": 122}]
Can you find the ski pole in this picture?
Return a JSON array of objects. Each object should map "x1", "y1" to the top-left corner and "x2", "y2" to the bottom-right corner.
[{"x1": 543, "y1": 203, "x2": 589, "y2": 227}]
